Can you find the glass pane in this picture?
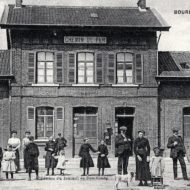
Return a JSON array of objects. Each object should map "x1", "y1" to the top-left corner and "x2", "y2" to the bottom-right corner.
[
  {"x1": 126, "y1": 64, "x2": 132, "y2": 70},
  {"x1": 117, "y1": 62, "x2": 123, "y2": 70},
  {"x1": 46, "y1": 108, "x2": 53, "y2": 115},
  {"x1": 126, "y1": 77, "x2": 133, "y2": 83},
  {"x1": 86, "y1": 77, "x2": 93, "y2": 83},
  {"x1": 37, "y1": 116, "x2": 44, "y2": 138},
  {"x1": 78, "y1": 69, "x2": 85, "y2": 76},
  {"x1": 86, "y1": 53, "x2": 94, "y2": 61},
  {"x1": 78, "y1": 62, "x2": 85, "y2": 68},
  {"x1": 78, "y1": 76, "x2": 85, "y2": 83},
  {"x1": 38, "y1": 76, "x2": 45, "y2": 83},
  {"x1": 46, "y1": 116, "x2": 53, "y2": 137},
  {"x1": 38, "y1": 62, "x2": 45, "y2": 68},
  {"x1": 86, "y1": 62, "x2": 93, "y2": 67},
  {"x1": 46, "y1": 52, "x2": 54, "y2": 61},
  {"x1": 38, "y1": 69, "x2": 45, "y2": 75},
  {"x1": 46, "y1": 62, "x2": 53, "y2": 68},
  {"x1": 47, "y1": 69, "x2": 53, "y2": 75},
  {"x1": 46, "y1": 76, "x2": 53, "y2": 83},
  {"x1": 117, "y1": 77, "x2": 124, "y2": 83},
  {"x1": 117, "y1": 70, "x2": 123, "y2": 76},
  {"x1": 125, "y1": 53, "x2": 133, "y2": 62},
  {"x1": 78, "y1": 53, "x2": 85, "y2": 61},
  {"x1": 126, "y1": 70, "x2": 132, "y2": 76},
  {"x1": 117, "y1": 53, "x2": 125, "y2": 62},
  {"x1": 38, "y1": 52, "x2": 45, "y2": 61},
  {"x1": 86, "y1": 70, "x2": 93, "y2": 76}
]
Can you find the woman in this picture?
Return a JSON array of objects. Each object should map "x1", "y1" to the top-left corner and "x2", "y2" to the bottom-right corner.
[
  {"x1": 134, "y1": 130, "x2": 151, "y2": 186},
  {"x1": 97, "y1": 140, "x2": 110, "y2": 176},
  {"x1": 45, "y1": 136, "x2": 57, "y2": 176},
  {"x1": 79, "y1": 138, "x2": 98, "y2": 176},
  {"x1": 8, "y1": 130, "x2": 21, "y2": 172}
]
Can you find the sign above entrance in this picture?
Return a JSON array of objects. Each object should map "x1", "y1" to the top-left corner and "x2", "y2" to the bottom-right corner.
[{"x1": 64, "y1": 36, "x2": 107, "y2": 44}]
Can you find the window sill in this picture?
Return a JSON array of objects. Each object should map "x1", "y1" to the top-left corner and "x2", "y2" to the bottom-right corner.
[
  {"x1": 72, "y1": 84, "x2": 100, "y2": 87},
  {"x1": 34, "y1": 139, "x2": 49, "y2": 143},
  {"x1": 31, "y1": 84, "x2": 60, "y2": 87},
  {"x1": 112, "y1": 84, "x2": 139, "y2": 87}
]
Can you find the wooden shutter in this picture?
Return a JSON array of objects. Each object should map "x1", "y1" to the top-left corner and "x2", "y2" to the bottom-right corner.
[
  {"x1": 55, "y1": 107, "x2": 64, "y2": 135},
  {"x1": 135, "y1": 54, "x2": 143, "y2": 84},
  {"x1": 96, "y1": 53, "x2": 104, "y2": 84},
  {"x1": 28, "y1": 52, "x2": 36, "y2": 84},
  {"x1": 107, "y1": 53, "x2": 115, "y2": 84},
  {"x1": 67, "y1": 53, "x2": 76, "y2": 84},
  {"x1": 27, "y1": 107, "x2": 35, "y2": 136},
  {"x1": 55, "y1": 52, "x2": 64, "y2": 83}
]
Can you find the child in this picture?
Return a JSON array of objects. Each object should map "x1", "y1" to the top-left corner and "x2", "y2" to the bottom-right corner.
[
  {"x1": 150, "y1": 147, "x2": 165, "y2": 186},
  {"x1": 97, "y1": 140, "x2": 110, "y2": 176},
  {"x1": 2, "y1": 145, "x2": 16, "y2": 180},
  {"x1": 54, "y1": 150, "x2": 66, "y2": 175}
]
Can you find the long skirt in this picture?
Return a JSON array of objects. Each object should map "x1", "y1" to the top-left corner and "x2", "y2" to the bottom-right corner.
[
  {"x1": 80, "y1": 153, "x2": 94, "y2": 168},
  {"x1": 24, "y1": 149, "x2": 29, "y2": 169},
  {"x1": 14, "y1": 149, "x2": 20, "y2": 171},
  {"x1": 2, "y1": 160, "x2": 16, "y2": 172},
  {"x1": 135, "y1": 155, "x2": 151, "y2": 181},
  {"x1": 27, "y1": 156, "x2": 39, "y2": 171},
  {"x1": 97, "y1": 156, "x2": 111, "y2": 168},
  {"x1": 45, "y1": 152, "x2": 57, "y2": 168}
]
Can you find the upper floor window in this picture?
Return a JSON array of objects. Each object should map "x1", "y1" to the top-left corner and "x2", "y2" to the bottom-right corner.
[
  {"x1": 116, "y1": 53, "x2": 133, "y2": 84},
  {"x1": 77, "y1": 53, "x2": 94, "y2": 84},
  {"x1": 37, "y1": 52, "x2": 54, "y2": 83}
]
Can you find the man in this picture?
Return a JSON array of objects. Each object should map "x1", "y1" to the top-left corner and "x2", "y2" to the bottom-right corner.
[
  {"x1": 22, "y1": 131, "x2": 31, "y2": 172},
  {"x1": 25, "y1": 136, "x2": 39, "y2": 180},
  {"x1": 55, "y1": 133, "x2": 67, "y2": 153},
  {"x1": 167, "y1": 129, "x2": 188, "y2": 180},
  {"x1": 115, "y1": 126, "x2": 132, "y2": 175}
]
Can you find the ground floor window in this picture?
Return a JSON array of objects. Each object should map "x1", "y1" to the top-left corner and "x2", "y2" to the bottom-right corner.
[{"x1": 183, "y1": 107, "x2": 190, "y2": 138}]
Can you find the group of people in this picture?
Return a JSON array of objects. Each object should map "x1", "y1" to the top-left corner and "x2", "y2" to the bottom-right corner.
[{"x1": 0, "y1": 127, "x2": 189, "y2": 186}]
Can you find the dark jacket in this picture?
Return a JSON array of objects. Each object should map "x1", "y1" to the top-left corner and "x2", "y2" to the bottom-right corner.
[
  {"x1": 167, "y1": 135, "x2": 186, "y2": 158},
  {"x1": 97, "y1": 144, "x2": 110, "y2": 168},
  {"x1": 115, "y1": 133, "x2": 132, "y2": 157},
  {"x1": 0, "y1": 147, "x2": 3, "y2": 168},
  {"x1": 55, "y1": 137, "x2": 67, "y2": 152}
]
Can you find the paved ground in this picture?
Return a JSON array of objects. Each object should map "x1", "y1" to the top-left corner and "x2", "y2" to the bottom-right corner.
[{"x1": 1, "y1": 168, "x2": 190, "y2": 190}]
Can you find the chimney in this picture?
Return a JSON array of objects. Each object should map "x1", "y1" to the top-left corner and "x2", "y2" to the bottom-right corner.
[
  {"x1": 15, "y1": 0, "x2": 22, "y2": 8},
  {"x1": 137, "y1": 0, "x2": 146, "y2": 10}
]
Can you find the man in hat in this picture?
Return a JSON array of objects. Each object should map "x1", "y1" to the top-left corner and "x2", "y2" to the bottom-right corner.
[
  {"x1": 22, "y1": 131, "x2": 31, "y2": 172},
  {"x1": 167, "y1": 129, "x2": 188, "y2": 180},
  {"x1": 55, "y1": 133, "x2": 67, "y2": 154},
  {"x1": 115, "y1": 126, "x2": 132, "y2": 175}
]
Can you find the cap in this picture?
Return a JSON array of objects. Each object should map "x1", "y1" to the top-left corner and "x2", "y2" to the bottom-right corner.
[
  {"x1": 11, "y1": 130, "x2": 17, "y2": 134},
  {"x1": 172, "y1": 128, "x2": 179, "y2": 133},
  {"x1": 83, "y1": 137, "x2": 89, "y2": 142},
  {"x1": 120, "y1": 126, "x2": 127, "y2": 131},
  {"x1": 25, "y1": 130, "x2": 31, "y2": 134},
  {"x1": 138, "y1": 130, "x2": 145, "y2": 134}
]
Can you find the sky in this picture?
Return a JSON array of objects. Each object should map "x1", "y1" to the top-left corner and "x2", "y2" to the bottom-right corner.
[{"x1": 0, "y1": 0, "x2": 190, "y2": 51}]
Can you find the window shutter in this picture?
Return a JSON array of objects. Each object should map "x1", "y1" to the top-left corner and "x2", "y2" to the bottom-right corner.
[
  {"x1": 96, "y1": 53, "x2": 104, "y2": 84},
  {"x1": 55, "y1": 52, "x2": 64, "y2": 83},
  {"x1": 135, "y1": 54, "x2": 143, "y2": 84},
  {"x1": 107, "y1": 53, "x2": 115, "y2": 84},
  {"x1": 57, "y1": 107, "x2": 63, "y2": 120},
  {"x1": 27, "y1": 107, "x2": 35, "y2": 137},
  {"x1": 56, "y1": 107, "x2": 64, "y2": 135},
  {"x1": 28, "y1": 52, "x2": 36, "y2": 84},
  {"x1": 67, "y1": 53, "x2": 76, "y2": 84}
]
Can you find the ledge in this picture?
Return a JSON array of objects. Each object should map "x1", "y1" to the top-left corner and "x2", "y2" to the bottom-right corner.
[
  {"x1": 112, "y1": 84, "x2": 139, "y2": 87},
  {"x1": 72, "y1": 84, "x2": 100, "y2": 87},
  {"x1": 34, "y1": 139, "x2": 48, "y2": 143},
  {"x1": 31, "y1": 84, "x2": 60, "y2": 87}
]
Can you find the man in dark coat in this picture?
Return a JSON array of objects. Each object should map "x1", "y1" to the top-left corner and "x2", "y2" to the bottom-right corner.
[
  {"x1": 55, "y1": 133, "x2": 67, "y2": 153},
  {"x1": 115, "y1": 126, "x2": 132, "y2": 175},
  {"x1": 134, "y1": 130, "x2": 151, "y2": 186},
  {"x1": 25, "y1": 136, "x2": 39, "y2": 181},
  {"x1": 167, "y1": 129, "x2": 188, "y2": 180}
]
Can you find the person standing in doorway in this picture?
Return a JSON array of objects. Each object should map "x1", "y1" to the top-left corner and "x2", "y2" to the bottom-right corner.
[
  {"x1": 22, "y1": 131, "x2": 31, "y2": 173},
  {"x1": 8, "y1": 130, "x2": 21, "y2": 173},
  {"x1": 45, "y1": 136, "x2": 57, "y2": 176},
  {"x1": 167, "y1": 129, "x2": 189, "y2": 180},
  {"x1": 55, "y1": 133, "x2": 67, "y2": 153},
  {"x1": 115, "y1": 126, "x2": 132, "y2": 175},
  {"x1": 134, "y1": 130, "x2": 151, "y2": 186}
]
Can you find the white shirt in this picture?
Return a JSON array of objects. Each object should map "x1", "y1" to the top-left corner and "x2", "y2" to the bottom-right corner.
[{"x1": 8, "y1": 138, "x2": 21, "y2": 150}]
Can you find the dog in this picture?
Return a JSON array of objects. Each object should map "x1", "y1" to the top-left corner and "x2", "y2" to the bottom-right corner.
[{"x1": 115, "y1": 172, "x2": 135, "y2": 190}]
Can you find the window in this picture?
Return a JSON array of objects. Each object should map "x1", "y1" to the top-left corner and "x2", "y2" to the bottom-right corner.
[
  {"x1": 183, "y1": 107, "x2": 190, "y2": 138},
  {"x1": 116, "y1": 53, "x2": 133, "y2": 84},
  {"x1": 37, "y1": 52, "x2": 54, "y2": 83},
  {"x1": 36, "y1": 107, "x2": 54, "y2": 139},
  {"x1": 77, "y1": 53, "x2": 94, "y2": 84}
]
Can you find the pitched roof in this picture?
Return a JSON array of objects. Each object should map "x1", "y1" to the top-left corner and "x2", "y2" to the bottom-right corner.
[
  {"x1": 158, "y1": 51, "x2": 190, "y2": 79},
  {"x1": 0, "y1": 50, "x2": 12, "y2": 78},
  {"x1": 0, "y1": 5, "x2": 170, "y2": 30}
]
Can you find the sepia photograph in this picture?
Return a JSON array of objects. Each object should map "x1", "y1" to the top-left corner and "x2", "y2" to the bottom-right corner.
[{"x1": 0, "y1": 0, "x2": 190, "y2": 189}]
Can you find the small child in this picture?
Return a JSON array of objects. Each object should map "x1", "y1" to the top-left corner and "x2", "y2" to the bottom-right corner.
[
  {"x1": 2, "y1": 145, "x2": 16, "y2": 180},
  {"x1": 97, "y1": 140, "x2": 110, "y2": 176},
  {"x1": 54, "y1": 150, "x2": 66, "y2": 175},
  {"x1": 150, "y1": 147, "x2": 165, "y2": 186}
]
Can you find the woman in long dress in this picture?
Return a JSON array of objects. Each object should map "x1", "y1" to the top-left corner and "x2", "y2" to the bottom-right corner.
[
  {"x1": 8, "y1": 130, "x2": 21, "y2": 172},
  {"x1": 134, "y1": 130, "x2": 151, "y2": 186}
]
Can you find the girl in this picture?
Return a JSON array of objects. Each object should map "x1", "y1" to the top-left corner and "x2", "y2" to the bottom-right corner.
[
  {"x1": 97, "y1": 140, "x2": 110, "y2": 176},
  {"x1": 2, "y1": 145, "x2": 16, "y2": 180},
  {"x1": 79, "y1": 138, "x2": 98, "y2": 176},
  {"x1": 55, "y1": 150, "x2": 66, "y2": 175}
]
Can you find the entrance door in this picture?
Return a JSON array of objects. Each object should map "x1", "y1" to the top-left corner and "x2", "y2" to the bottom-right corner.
[
  {"x1": 73, "y1": 107, "x2": 98, "y2": 156},
  {"x1": 183, "y1": 107, "x2": 190, "y2": 159}
]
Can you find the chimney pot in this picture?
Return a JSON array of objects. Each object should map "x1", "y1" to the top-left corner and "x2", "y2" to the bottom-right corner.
[
  {"x1": 137, "y1": 0, "x2": 146, "y2": 10},
  {"x1": 15, "y1": 0, "x2": 22, "y2": 8}
]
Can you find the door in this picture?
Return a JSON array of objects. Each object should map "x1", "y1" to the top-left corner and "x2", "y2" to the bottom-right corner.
[{"x1": 73, "y1": 107, "x2": 98, "y2": 156}]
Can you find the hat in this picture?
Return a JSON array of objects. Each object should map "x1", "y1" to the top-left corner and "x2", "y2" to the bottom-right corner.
[
  {"x1": 138, "y1": 130, "x2": 145, "y2": 134},
  {"x1": 25, "y1": 130, "x2": 31, "y2": 134},
  {"x1": 83, "y1": 137, "x2": 89, "y2": 142},
  {"x1": 172, "y1": 128, "x2": 179, "y2": 133},
  {"x1": 153, "y1": 147, "x2": 160, "y2": 152},
  {"x1": 29, "y1": 136, "x2": 34, "y2": 141},
  {"x1": 120, "y1": 126, "x2": 127, "y2": 131},
  {"x1": 58, "y1": 133, "x2": 61, "y2": 136},
  {"x1": 11, "y1": 130, "x2": 17, "y2": 134}
]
